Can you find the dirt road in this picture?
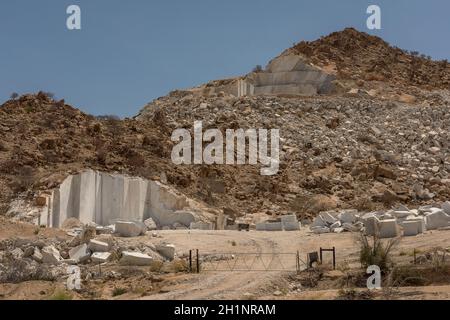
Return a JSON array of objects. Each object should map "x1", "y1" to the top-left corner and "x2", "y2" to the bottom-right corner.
[{"x1": 140, "y1": 229, "x2": 450, "y2": 300}]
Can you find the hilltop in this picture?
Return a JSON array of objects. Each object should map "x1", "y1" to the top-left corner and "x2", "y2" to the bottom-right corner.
[{"x1": 290, "y1": 28, "x2": 450, "y2": 91}]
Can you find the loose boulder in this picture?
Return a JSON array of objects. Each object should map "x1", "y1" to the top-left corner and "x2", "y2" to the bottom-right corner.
[
  {"x1": 156, "y1": 243, "x2": 176, "y2": 261},
  {"x1": 402, "y1": 221, "x2": 422, "y2": 237},
  {"x1": 378, "y1": 219, "x2": 400, "y2": 238},
  {"x1": 280, "y1": 215, "x2": 300, "y2": 231},
  {"x1": 88, "y1": 239, "x2": 110, "y2": 253},
  {"x1": 120, "y1": 251, "x2": 153, "y2": 266},
  {"x1": 69, "y1": 244, "x2": 91, "y2": 263},
  {"x1": 144, "y1": 218, "x2": 158, "y2": 231},
  {"x1": 91, "y1": 252, "x2": 112, "y2": 264},
  {"x1": 42, "y1": 246, "x2": 63, "y2": 265},
  {"x1": 425, "y1": 210, "x2": 450, "y2": 230},
  {"x1": 115, "y1": 221, "x2": 146, "y2": 237}
]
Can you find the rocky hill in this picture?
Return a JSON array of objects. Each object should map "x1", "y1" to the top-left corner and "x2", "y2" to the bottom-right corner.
[
  {"x1": 1, "y1": 28, "x2": 450, "y2": 224},
  {"x1": 290, "y1": 28, "x2": 450, "y2": 92}
]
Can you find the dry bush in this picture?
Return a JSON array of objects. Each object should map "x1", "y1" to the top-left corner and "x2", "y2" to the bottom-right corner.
[
  {"x1": 357, "y1": 233, "x2": 399, "y2": 272},
  {"x1": 0, "y1": 141, "x2": 8, "y2": 152},
  {"x1": 112, "y1": 287, "x2": 128, "y2": 297},
  {"x1": 49, "y1": 289, "x2": 73, "y2": 300},
  {"x1": 290, "y1": 194, "x2": 337, "y2": 215},
  {"x1": 96, "y1": 148, "x2": 108, "y2": 165},
  {"x1": 388, "y1": 266, "x2": 428, "y2": 287},
  {"x1": 163, "y1": 259, "x2": 189, "y2": 273},
  {"x1": 149, "y1": 260, "x2": 164, "y2": 273},
  {"x1": 354, "y1": 197, "x2": 376, "y2": 212},
  {"x1": 337, "y1": 288, "x2": 374, "y2": 300},
  {"x1": 0, "y1": 259, "x2": 55, "y2": 284},
  {"x1": 9, "y1": 165, "x2": 36, "y2": 193},
  {"x1": 0, "y1": 203, "x2": 9, "y2": 215},
  {"x1": 127, "y1": 152, "x2": 145, "y2": 168}
]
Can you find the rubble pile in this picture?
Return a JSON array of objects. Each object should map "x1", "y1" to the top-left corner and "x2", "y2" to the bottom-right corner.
[
  {"x1": 0, "y1": 219, "x2": 179, "y2": 284},
  {"x1": 138, "y1": 89, "x2": 450, "y2": 218},
  {"x1": 310, "y1": 201, "x2": 450, "y2": 238}
]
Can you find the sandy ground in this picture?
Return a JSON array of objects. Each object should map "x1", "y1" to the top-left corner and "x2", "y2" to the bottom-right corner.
[
  {"x1": 137, "y1": 228, "x2": 450, "y2": 300},
  {"x1": 1, "y1": 223, "x2": 449, "y2": 300}
]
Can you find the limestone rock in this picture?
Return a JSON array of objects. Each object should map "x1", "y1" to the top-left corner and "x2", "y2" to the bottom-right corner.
[
  {"x1": 425, "y1": 210, "x2": 450, "y2": 230},
  {"x1": 155, "y1": 243, "x2": 176, "y2": 261},
  {"x1": 10, "y1": 248, "x2": 24, "y2": 260},
  {"x1": 115, "y1": 221, "x2": 146, "y2": 237},
  {"x1": 88, "y1": 239, "x2": 110, "y2": 253},
  {"x1": 442, "y1": 201, "x2": 450, "y2": 215},
  {"x1": 378, "y1": 219, "x2": 400, "y2": 238},
  {"x1": 69, "y1": 244, "x2": 91, "y2": 263},
  {"x1": 144, "y1": 218, "x2": 158, "y2": 231},
  {"x1": 91, "y1": 252, "x2": 112, "y2": 264},
  {"x1": 120, "y1": 251, "x2": 153, "y2": 266},
  {"x1": 41, "y1": 246, "x2": 63, "y2": 265},
  {"x1": 32, "y1": 247, "x2": 43, "y2": 263}
]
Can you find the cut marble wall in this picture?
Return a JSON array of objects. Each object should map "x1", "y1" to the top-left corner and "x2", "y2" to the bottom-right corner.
[{"x1": 48, "y1": 170, "x2": 214, "y2": 228}]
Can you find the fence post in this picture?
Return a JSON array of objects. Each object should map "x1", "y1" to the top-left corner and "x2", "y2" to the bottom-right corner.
[
  {"x1": 319, "y1": 247, "x2": 323, "y2": 263},
  {"x1": 332, "y1": 247, "x2": 336, "y2": 270},
  {"x1": 196, "y1": 249, "x2": 200, "y2": 273},
  {"x1": 189, "y1": 250, "x2": 192, "y2": 273}
]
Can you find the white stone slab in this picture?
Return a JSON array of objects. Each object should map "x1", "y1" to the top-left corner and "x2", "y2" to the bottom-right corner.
[
  {"x1": 88, "y1": 239, "x2": 110, "y2": 253},
  {"x1": 120, "y1": 251, "x2": 153, "y2": 266}
]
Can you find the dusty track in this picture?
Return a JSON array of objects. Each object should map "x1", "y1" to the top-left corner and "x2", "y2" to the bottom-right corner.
[{"x1": 141, "y1": 229, "x2": 450, "y2": 300}]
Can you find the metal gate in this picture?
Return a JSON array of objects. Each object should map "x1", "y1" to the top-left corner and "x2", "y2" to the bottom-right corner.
[{"x1": 188, "y1": 250, "x2": 306, "y2": 273}]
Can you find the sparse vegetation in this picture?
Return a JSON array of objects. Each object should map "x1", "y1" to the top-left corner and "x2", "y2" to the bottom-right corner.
[
  {"x1": 112, "y1": 287, "x2": 128, "y2": 297},
  {"x1": 149, "y1": 260, "x2": 164, "y2": 272},
  {"x1": 357, "y1": 233, "x2": 399, "y2": 272},
  {"x1": 337, "y1": 287, "x2": 374, "y2": 300},
  {"x1": 0, "y1": 259, "x2": 55, "y2": 284},
  {"x1": 252, "y1": 65, "x2": 263, "y2": 73},
  {"x1": 97, "y1": 114, "x2": 121, "y2": 121},
  {"x1": 9, "y1": 165, "x2": 36, "y2": 193},
  {"x1": 49, "y1": 290, "x2": 73, "y2": 300}
]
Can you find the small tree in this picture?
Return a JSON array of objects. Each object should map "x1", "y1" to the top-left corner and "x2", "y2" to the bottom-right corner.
[
  {"x1": 10, "y1": 92, "x2": 19, "y2": 100},
  {"x1": 253, "y1": 65, "x2": 263, "y2": 73},
  {"x1": 45, "y1": 92, "x2": 55, "y2": 99}
]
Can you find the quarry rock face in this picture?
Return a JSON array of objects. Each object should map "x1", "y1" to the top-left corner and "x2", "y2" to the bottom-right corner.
[
  {"x1": 46, "y1": 170, "x2": 214, "y2": 228},
  {"x1": 246, "y1": 54, "x2": 336, "y2": 96}
]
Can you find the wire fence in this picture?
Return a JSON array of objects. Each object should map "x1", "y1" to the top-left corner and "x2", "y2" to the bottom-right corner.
[{"x1": 188, "y1": 250, "x2": 307, "y2": 273}]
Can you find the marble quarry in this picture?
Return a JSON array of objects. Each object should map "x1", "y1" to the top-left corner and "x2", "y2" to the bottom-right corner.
[{"x1": 38, "y1": 170, "x2": 214, "y2": 228}]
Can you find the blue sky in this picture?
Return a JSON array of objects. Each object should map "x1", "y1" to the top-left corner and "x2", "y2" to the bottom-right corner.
[{"x1": 0, "y1": 0, "x2": 449, "y2": 117}]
